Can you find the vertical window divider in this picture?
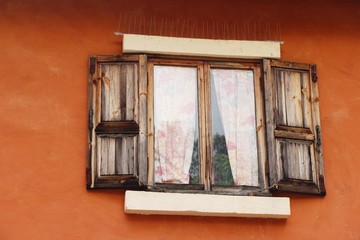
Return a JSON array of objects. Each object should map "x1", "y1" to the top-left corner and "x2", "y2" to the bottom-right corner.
[
  {"x1": 203, "y1": 62, "x2": 212, "y2": 191},
  {"x1": 147, "y1": 61, "x2": 155, "y2": 186},
  {"x1": 254, "y1": 64, "x2": 269, "y2": 192}
]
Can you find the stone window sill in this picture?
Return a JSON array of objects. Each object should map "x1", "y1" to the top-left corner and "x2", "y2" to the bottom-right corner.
[{"x1": 125, "y1": 191, "x2": 290, "y2": 219}]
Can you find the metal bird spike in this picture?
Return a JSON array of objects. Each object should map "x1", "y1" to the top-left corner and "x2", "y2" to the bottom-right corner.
[{"x1": 113, "y1": 14, "x2": 282, "y2": 42}]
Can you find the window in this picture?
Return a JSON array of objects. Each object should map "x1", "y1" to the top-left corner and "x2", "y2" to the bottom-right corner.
[
  {"x1": 87, "y1": 54, "x2": 326, "y2": 196},
  {"x1": 146, "y1": 59, "x2": 266, "y2": 195}
]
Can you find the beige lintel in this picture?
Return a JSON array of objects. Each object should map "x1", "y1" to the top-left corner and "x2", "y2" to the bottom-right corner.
[{"x1": 123, "y1": 34, "x2": 281, "y2": 59}]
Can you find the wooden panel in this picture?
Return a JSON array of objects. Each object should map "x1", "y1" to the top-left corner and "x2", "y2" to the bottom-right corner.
[
  {"x1": 99, "y1": 137, "x2": 116, "y2": 175},
  {"x1": 115, "y1": 137, "x2": 126, "y2": 174},
  {"x1": 115, "y1": 137, "x2": 136, "y2": 175},
  {"x1": 101, "y1": 64, "x2": 136, "y2": 121},
  {"x1": 95, "y1": 64, "x2": 102, "y2": 125},
  {"x1": 94, "y1": 54, "x2": 140, "y2": 62},
  {"x1": 275, "y1": 68, "x2": 312, "y2": 128},
  {"x1": 120, "y1": 65, "x2": 127, "y2": 120},
  {"x1": 269, "y1": 60, "x2": 310, "y2": 71},
  {"x1": 301, "y1": 72, "x2": 312, "y2": 129},
  {"x1": 285, "y1": 70, "x2": 301, "y2": 126},
  {"x1": 125, "y1": 64, "x2": 136, "y2": 120},
  {"x1": 253, "y1": 65, "x2": 268, "y2": 191},
  {"x1": 88, "y1": 55, "x2": 145, "y2": 189},
  {"x1": 97, "y1": 136, "x2": 136, "y2": 176},
  {"x1": 275, "y1": 69, "x2": 302, "y2": 127},
  {"x1": 310, "y1": 64, "x2": 326, "y2": 194},
  {"x1": 276, "y1": 139, "x2": 314, "y2": 181},
  {"x1": 147, "y1": 61, "x2": 154, "y2": 186},
  {"x1": 263, "y1": 59, "x2": 278, "y2": 187},
  {"x1": 95, "y1": 121, "x2": 139, "y2": 134},
  {"x1": 101, "y1": 64, "x2": 121, "y2": 121},
  {"x1": 87, "y1": 57, "x2": 96, "y2": 188},
  {"x1": 274, "y1": 126, "x2": 314, "y2": 140},
  {"x1": 198, "y1": 64, "x2": 206, "y2": 187},
  {"x1": 203, "y1": 62, "x2": 212, "y2": 191},
  {"x1": 264, "y1": 60, "x2": 325, "y2": 195}
]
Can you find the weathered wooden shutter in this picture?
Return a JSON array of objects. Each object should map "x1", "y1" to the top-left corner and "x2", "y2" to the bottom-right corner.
[
  {"x1": 263, "y1": 59, "x2": 326, "y2": 195},
  {"x1": 87, "y1": 55, "x2": 148, "y2": 189}
]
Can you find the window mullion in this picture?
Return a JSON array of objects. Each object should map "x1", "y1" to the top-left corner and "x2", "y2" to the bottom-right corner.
[
  {"x1": 147, "y1": 61, "x2": 155, "y2": 186},
  {"x1": 201, "y1": 62, "x2": 212, "y2": 191},
  {"x1": 254, "y1": 64, "x2": 269, "y2": 193}
]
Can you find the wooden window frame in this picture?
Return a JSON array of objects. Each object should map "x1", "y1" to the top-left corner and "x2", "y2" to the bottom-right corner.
[{"x1": 87, "y1": 54, "x2": 326, "y2": 196}]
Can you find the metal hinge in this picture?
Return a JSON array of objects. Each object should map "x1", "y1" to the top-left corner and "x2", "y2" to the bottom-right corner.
[
  {"x1": 319, "y1": 175, "x2": 326, "y2": 196},
  {"x1": 89, "y1": 57, "x2": 96, "y2": 75},
  {"x1": 311, "y1": 64, "x2": 318, "y2": 82},
  {"x1": 86, "y1": 167, "x2": 92, "y2": 187},
  {"x1": 316, "y1": 125, "x2": 321, "y2": 146},
  {"x1": 89, "y1": 109, "x2": 94, "y2": 129}
]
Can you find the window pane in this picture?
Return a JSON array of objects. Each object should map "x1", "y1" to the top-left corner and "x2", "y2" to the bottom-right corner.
[
  {"x1": 211, "y1": 69, "x2": 258, "y2": 186},
  {"x1": 154, "y1": 66, "x2": 199, "y2": 184}
]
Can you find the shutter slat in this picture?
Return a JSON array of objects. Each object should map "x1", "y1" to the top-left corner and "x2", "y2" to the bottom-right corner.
[
  {"x1": 127, "y1": 137, "x2": 135, "y2": 175},
  {"x1": 285, "y1": 71, "x2": 303, "y2": 127},
  {"x1": 115, "y1": 137, "x2": 124, "y2": 174},
  {"x1": 120, "y1": 64, "x2": 127, "y2": 120},
  {"x1": 99, "y1": 137, "x2": 116, "y2": 175},
  {"x1": 276, "y1": 70, "x2": 287, "y2": 125},
  {"x1": 101, "y1": 64, "x2": 121, "y2": 121},
  {"x1": 126, "y1": 65, "x2": 135, "y2": 120},
  {"x1": 301, "y1": 72, "x2": 312, "y2": 128}
]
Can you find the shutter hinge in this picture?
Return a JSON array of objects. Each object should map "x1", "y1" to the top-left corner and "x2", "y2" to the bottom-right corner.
[
  {"x1": 89, "y1": 57, "x2": 96, "y2": 75},
  {"x1": 319, "y1": 175, "x2": 326, "y2": 196},
  {"x1": 316, "y1": 125, "x2": 321, "y2": 146},
  {"x1": 89, "y1": 109, "x2": 94, "y2": 129},
  {"x1": 86, "y1": 167, "x2": 91, "y2": 187},
  {"x1": 311, "y1": 64, "x2": 318, "y2": 82},
  {"x1": 268, "y1": 184, "x2": 279, "y2": 192}
]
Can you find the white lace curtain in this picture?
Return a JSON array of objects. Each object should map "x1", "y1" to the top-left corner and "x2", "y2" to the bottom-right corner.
[
  {"x1": 153, "y1": 66, "x2": 258, "y2": 186},
  {"x1": 154, "y1": 66, "x2": 197, "y2": 184},
  {"x1": 211, "y1": 69, "x2": 258, "y2": 186}
]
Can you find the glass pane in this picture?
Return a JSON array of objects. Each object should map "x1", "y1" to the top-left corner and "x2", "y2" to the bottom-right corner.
[
  {"x1": 154, "y1": 66, "x2": 199, "y2": 184},
  {"x1": 211, "y1": 68, "x2": 258, "y2": 186}
]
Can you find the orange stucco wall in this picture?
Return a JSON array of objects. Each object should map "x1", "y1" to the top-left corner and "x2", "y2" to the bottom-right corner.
[{"x1": 1, "y1": 0, "x2": 359, "y2": 239}]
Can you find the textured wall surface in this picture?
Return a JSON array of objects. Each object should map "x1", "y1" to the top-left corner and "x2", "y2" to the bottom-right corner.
[{"x1": 0, "y1": 0, "x2": 359, "y2": 239}]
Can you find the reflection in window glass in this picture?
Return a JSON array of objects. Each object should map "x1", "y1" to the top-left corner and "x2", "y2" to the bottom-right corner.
[
  {"x1": 154, "y1": 66, "x2": 199, "y2": 184},
  {"x1": 211, "y1": 69, "x2": 258, "y2": 186}
]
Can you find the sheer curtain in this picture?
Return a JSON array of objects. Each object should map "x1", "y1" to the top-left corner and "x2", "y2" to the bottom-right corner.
[
  {"x1": 211, "y1": 69, "x2": 258, "y2": 186},
  {"x1": 154, "y1": 66, "x2": 198, "y2": 184}
]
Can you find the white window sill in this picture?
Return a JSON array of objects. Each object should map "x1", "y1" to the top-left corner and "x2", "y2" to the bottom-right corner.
[{"x1": 125, "y1": 190, "x2": 290, "y2": 219}]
